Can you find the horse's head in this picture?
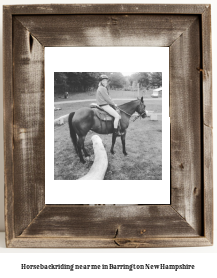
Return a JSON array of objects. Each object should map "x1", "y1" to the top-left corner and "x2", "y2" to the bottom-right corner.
[{"x1": 136, "y1": 97, "x2": 147, "y2": 118}]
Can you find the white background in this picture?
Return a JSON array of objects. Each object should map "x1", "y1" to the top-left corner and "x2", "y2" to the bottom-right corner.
[
  {"x1": 46, "y1": 47, "x2": 170, "y2": 204},
  {"x1": 0, "y1": 0, "x2": 216, "y2": 276}
]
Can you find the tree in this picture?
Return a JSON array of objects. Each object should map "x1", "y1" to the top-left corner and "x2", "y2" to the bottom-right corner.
[
  {"x1": 54, "y1": 72, "x2": 68, "y2": 86},
  {"x1": 54, "y1": 72, "x2": 134, "y2": 94},
  {"x1": 137, "y1": 72, "x2": 150, "y2": 87},
  {"x1": 149, "y1": 72, "x2": 162, "y2": 88},
  {"x1": 54, "y1": 72, "x2": 68, "y2": 94},
  {"x1": 108, "y1": 72, "x2": 125, "y2": 89}
]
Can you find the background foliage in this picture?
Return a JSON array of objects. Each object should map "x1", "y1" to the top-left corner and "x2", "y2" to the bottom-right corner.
[{"x1": 54, "y1": 72, "x2": 162, "y2": 95}]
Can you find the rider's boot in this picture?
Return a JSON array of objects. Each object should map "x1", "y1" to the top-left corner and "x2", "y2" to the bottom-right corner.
[
  {"x1": 113, "y1": 122, "x2": 121, "y2": 136},
  {"x1": 113, "y1": 128, "x2": 119, "y2": 136}
]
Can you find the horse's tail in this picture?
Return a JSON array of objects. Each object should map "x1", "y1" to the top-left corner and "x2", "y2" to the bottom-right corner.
[{"x1": 68, "y1": 112, "x2": 78, "y2": 154}]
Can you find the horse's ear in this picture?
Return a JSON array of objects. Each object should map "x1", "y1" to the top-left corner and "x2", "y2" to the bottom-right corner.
[{"x1": 141, "y1": 96, "x2": 144, "y2": 103}]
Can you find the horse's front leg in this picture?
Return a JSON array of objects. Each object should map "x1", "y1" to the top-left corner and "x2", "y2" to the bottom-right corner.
[
  {"x1": 83, "y1": 146, "x2": 90, "y2": 158},
  {"x1": 110, "y1": 133, "x2": 117, "y2": 155},
  {"x1": 121, "y1": 131, "x2": 128, "y2": 156}
]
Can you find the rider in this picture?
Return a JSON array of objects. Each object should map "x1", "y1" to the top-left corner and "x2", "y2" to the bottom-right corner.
[{"x1": 96, "y1": 74, "x2": 121, "y2": 135}]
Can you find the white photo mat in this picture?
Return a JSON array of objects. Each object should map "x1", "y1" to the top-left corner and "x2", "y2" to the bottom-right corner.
[{"x1": 45, "y1": 47, "x2": 170, "y2": 204}]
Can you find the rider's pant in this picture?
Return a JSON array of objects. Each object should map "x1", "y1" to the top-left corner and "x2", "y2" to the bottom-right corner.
[{"x1": 101, "y1": 105, "x2": 121, "y2": 128}]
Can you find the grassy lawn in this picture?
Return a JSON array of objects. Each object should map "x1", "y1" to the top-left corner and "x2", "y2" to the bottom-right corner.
[
  {"x1": 54, "y1": 90, "x2": 162, "y2": 180},
  {"x1": 54, "y1": 116, "x2": 162, "y2": 180}
]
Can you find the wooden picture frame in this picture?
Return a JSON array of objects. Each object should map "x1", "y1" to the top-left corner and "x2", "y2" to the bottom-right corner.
[{"x1": 3, "y1": 4, "x2": 213, "y2": 248}]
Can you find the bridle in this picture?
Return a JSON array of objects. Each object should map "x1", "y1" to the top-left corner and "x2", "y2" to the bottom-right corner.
[{"x1": 133, "y1": 111, "x2": 146, "y2": 121}]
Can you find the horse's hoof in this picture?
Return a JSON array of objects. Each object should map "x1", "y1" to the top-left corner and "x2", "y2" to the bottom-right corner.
[
  {"x1": 80, "y1": 159, "x2": 86, "y2": 164},
  {"x1": 110, "y1": 150, "x2": 115, "y2": 155},
  {"x1": 123, "y1": 152, "x2": 128, "y2": 156}
]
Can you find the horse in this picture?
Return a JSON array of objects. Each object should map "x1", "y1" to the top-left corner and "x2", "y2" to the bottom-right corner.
[{"x1": 68, "y1": 97, "x2": 147, "y2": 163}]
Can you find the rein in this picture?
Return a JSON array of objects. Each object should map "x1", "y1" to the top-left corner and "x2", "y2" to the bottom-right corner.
[
  {"x1": 118, "y1": 103, "x2": 146, "y2": 122},
  {"x1": 118, "y1": 107, "x2": 132, "y2": 117}
]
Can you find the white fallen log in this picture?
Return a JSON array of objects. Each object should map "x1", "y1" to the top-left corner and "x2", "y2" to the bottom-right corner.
[
  {"x1": 54, "y1": 114, "x2": 69, "y2": 126},
  {"x1": 78, "y1": 135, "x2": 108, "y2": 180}
]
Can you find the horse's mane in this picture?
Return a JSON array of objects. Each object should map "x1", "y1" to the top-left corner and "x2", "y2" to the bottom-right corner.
[{"x1": 118, "y1": 99, "x2": 139, "y2": 108}]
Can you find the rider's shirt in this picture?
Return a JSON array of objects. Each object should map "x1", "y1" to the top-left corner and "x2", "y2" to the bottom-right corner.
[{"x1": 96, "y1": 85, "x2": 116, "y2": 107}]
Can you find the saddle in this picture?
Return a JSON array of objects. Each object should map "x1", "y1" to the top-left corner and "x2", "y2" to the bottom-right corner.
[{"x1": 90, "y1": 103, "x2": 120, "y2": 122}]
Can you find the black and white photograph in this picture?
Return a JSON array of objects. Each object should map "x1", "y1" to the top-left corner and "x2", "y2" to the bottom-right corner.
[
  {"x1": 45, "y1": 47, "x2": 170, "y2": 204},
  {"x1": 54, "y1": 72, "x2": 162, "y2": 180}
]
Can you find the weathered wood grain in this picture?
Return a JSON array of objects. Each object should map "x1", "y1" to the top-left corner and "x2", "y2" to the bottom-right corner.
[
  {"x1": 170, "y1": 17, "x2": 202, "y2": 234},
  {"x1": 8, "y1": 236, "x2": 212, "y2": 248},
  {"x1": 4, "y1": 4, "x2": 207, "y2": 15},
  {"x1": 12, "y1": 17, "x2": 45, "y2": 237},
  {"x1": 202, "y1": 6, "x2": 212, "y2": 129},
  {"x1": 3, "y1": 7, "x2": 14, "y2": 247},
  {"x1": 203, "y1": 125, "x2": 213, "y2": 243},
  {"x1": 20, "y1": 205, "x2": 199, "y2": 238},
  {"x1": 201, "y1": 6, "x2": 213, "y2": 244},
  {"x1": 16, "y1": 15, "x2": 197, "y2": 47}
]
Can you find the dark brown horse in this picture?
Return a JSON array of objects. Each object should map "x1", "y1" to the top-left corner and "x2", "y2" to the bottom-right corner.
[{"x1": 68, "y1": 97, "x2": 146, "y2": 163}]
